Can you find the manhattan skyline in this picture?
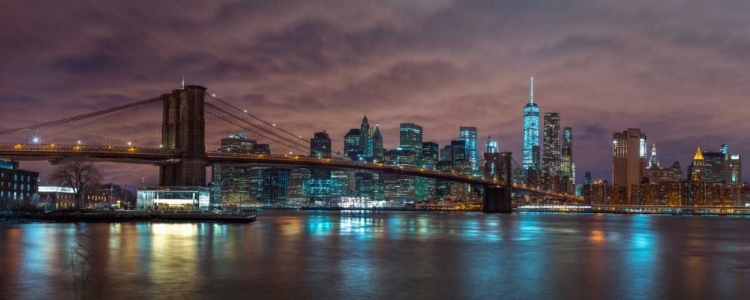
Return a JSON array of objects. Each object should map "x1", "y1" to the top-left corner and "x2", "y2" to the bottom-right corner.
[{"x1": 2, "y1": 1, "x2": 750, "y2": 186}]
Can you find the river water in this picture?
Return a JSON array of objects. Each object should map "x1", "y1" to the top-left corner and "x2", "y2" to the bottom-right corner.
[{"x1": 1, "y1": 211, "x2": 749, "y2": 300}]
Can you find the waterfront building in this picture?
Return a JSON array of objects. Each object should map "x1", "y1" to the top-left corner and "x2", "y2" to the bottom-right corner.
[
  {"x1": 542, "y1": 112, "x2": 561, "y2": 175},
  {"x1": 459, "y1": 126, "x2": 479, "y2": 176},
  {"x1": 212, "y1": 134, "x2": 266, "y2": 207},
  {"x1": 310, "y1": 131, "x2": 331, "y2": 158},
  {"x1": 0, "y1": 158, "x2": 38, "y2": 203},
  {"x1": 612, "y1": 128, "x2": 647, "y2": 202},
  {"x1": 287, "y1": 168, "x2": 311, "y2": 205},
  {"x1": 522, "y1": 77, "x2": 540, "y2": 175},
  {"x1": 400, "y1": 123, "x2": 423, "y2": 154}
]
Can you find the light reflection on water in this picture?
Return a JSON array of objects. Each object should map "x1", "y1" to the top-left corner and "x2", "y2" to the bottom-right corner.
[{"x1": 1, "y1": 212, "x2": 750, "y2": 299}]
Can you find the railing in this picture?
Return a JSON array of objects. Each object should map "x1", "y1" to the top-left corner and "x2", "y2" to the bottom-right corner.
[{"x1": 0, "y1": 143, "x2": 178, "y2": 156}]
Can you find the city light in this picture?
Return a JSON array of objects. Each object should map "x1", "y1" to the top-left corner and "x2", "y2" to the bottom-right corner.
[{"x1": 31, "y1": 136, "x2": 40, "y2": 144}]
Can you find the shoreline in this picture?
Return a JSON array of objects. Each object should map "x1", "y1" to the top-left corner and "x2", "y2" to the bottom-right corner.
[{"x1": 2, "y1": 210, "x2": 257, "y2": 223}]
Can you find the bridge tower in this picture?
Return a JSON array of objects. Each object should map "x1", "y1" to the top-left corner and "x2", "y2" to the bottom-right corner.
[
  {"x1": 159, "y1": 85, "x2": 207, "y2": 186},
  {"x1": 483, "y1": 152, "x2": 513, "y2": 213}
]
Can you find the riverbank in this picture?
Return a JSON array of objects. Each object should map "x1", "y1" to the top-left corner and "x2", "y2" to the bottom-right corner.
[{"x1": 6, "y1": 210, "x2": 257, "y2": 223}]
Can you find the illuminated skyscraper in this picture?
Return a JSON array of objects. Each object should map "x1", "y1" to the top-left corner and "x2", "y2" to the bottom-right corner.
[
  {"x1": 543, "y1": 112, "x2": 561, "y2": 175},
  {"x1": 400, "y1": 123, "x2": 423, "y2": 154},
  {"x1": 612, "y1": 128, "x2": 647, "y2": 201},
  {"x1": 523, "y1": 77, "x2": 540, "y2": 174},
  {"x1": 344, "y1": 129, "x2": 361, "y2": 160},
  {"x1": 372, "y1": 123, "x2": 384, "y2": 162},
  {"x1": 486, "y1": 136, "x2": 498, "y2": 154},
  {"x1": 459, "y1": 126, "x2": 478, "y2": 176},
  {"x1": 727, "y1": 154, "x2": 742, "y2": 187},
  {"x1": 690, "y1": 147, "x2": 706, "y2": 181},
  {"x1": 561, "y1": 127, "x2": 573, "y2": 179}
]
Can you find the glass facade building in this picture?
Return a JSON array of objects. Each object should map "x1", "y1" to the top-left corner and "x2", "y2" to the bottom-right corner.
[
  {"x1": 523, "y1": 77, "x2": 540, "y2": 174},
  {"x1": 561, "y1": 127, "x2": 573, "y2": 179},
  {"x1": 310, "y1": 131, "x2": 331, "y2": 158},
  {"x1": 543, "y1": 112, "x2": 561, "y2": 175},
  {"x1": 459, "y1": 127, "x2": 479, "y2": 176},
  {"x1": 399, "y1": 123, "x2": 423, "y2": 154}
]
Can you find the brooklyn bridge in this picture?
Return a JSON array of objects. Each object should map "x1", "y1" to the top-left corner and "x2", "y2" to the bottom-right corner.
[{"x1": 0, "y1": 85, "x2": 579, "y2": 212}]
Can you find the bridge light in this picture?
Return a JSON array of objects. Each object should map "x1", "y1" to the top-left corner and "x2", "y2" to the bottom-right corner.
[
  {"x1": 272, "y1": 123, "x2": 276, "y2": 127},
  {"x1": 127, "y1": 142, "x2": 132, "y2": 146},
  {"x1": 159, "y1": 144, "x2": 163, "y2": 148},
  {"x1": 32, "y1": 136, "x2": 40, "y2": 144},
  {"x1": 77, "y1": 140, "x2": 82, "y2": 145},
  {"x1": 243, "y1": 109, "x2": 248, "y2": 113}
]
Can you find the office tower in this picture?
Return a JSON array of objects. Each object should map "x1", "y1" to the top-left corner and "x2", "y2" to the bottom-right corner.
[
  {"x1": 451, "y1": 140, "x2": 467, "y2": 164},
  {"x1": 459, "y1": 126, "x2": 479, "y2": 176},
  {"x1": 286, "y1": 168, "x2": 310, "y2": 205},
  {"x1": 690, "y1": 147, "x2": 706, "y2": 181},
  {"x1": 372, "y1": 123, "x2": 384, "y2": 162},
  {"x1": 486, "y1": 136, "x2": 498, "y2": 154},
  {"x1": 212, "y1": 134, "x2": 262, "y2": 207},
  {"x1": 344, "y1": 129, "x2": 361, "y2": 160},
  {"x1": 542, "y1": 112, "x2": 561, "y2": 175},
  {"x1": 612, "y1": 128, "x2": 647, "y2": 201},
  {"x1": 400, "y1": 123, "x2": 423, "y2": 154},
  {"x1": 532, "y1": 146, "x2": 541, "y2": 171},
  {"x1": 522, "y1": 77, "x2": 540, "y2": 173},
  {"x1": 726, "y1": 154, "x2": 742, "y2": 186},
  {"x1": 422, "y1": 142, "x2": 439, "y2": 161},
  {"x1": 584, "y1": 172, "x2": 592, "y2": 185},
  {"x1": 360, "y1": 115, "x2": 373, "y2": 159},
  {"x1": 310, "y1": 131, "x2": 331, "y2": 158},
  {"x1": 262, "y1": 168, "x2": 290, "y2": 205},
  {"x1": 440, "y1": 145, "x2": 453, "y2": 162},
  {"x1": 561, "y1": 127, "x2": 572, "y2": 178},
  {"x1": 701, "y1": 149, "x2": 725, "y2": 184}
]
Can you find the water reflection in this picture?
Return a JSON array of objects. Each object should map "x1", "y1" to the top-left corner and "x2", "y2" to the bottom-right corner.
[{"x1": 1, "y1": 213, "x2": 750, "y2": 299}]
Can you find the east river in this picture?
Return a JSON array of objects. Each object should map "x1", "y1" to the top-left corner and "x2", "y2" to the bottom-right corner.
[{"x1": 2, "y1": 211, "x2": 750, "y2": 299}]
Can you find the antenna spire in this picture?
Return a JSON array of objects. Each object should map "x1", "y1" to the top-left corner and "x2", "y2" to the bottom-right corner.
[
  {"x1": 182, "y1": 76, "x2": 185, "y2": 89},
  {"x1": 530, "y1": 76, "x2": 534, "y2": 104}
]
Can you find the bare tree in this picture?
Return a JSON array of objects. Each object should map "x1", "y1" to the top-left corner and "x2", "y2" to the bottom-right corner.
[{"x1": 47, "y1": 157, "x2": 103, "y2": 209}]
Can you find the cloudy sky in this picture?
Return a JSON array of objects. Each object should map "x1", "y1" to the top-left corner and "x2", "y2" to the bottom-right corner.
[{"x1": 2, "y1": 0, "x2": 750, "y2": 186}]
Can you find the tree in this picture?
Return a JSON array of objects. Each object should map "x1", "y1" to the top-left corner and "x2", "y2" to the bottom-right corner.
[{"x1": 47, "y1": 157, "x2": 103, "y2": 209}]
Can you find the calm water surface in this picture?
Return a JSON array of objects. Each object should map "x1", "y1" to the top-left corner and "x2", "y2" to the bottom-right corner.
[{"x1": 1, "y1": 211, "x2": 750, "y2": 300}]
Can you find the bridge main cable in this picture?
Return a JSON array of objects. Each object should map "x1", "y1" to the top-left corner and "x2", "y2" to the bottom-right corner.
[
  {"x1": 204, "y1": 102, "x2": 313, "y2": 153},
  {"x1": 0, "y1": 97, "x2": 162, "y2": 136},
  {"x1": 206, "y1": 94, "x2": 316, "y2": 145}
]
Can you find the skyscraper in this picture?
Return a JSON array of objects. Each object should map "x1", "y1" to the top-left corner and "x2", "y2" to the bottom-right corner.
[
  {"x1": 690, "y1": 147, "x2": 706, "y2": 181},
  {"x1": 542, "y1": 112, "x2": 561, "y2": 175},
  {"x1": 310, "y1": 131, "x2": 331, "y2": 158},
  {"x1": 561, "y1": 127, "x2": 573, "y2": 179},
  {"x1": 344, "y1": 129, "x2": 361, "y2": 160},
  {"x1": 701, "y1": 149, "x2": 725, "y2": 184},
  {"x1": 421, "y1": 142, "x2": 439, "y2": 161},
  {"x1": 372, "y1": 123, "x2": 384, "y2": 162},
  {"x1": 459, "y1": 126, "x2": 478, "y2": 176},
  {"x1": 727, "y1": 154, "x2": 742, "y2": 186},
  {"x1": 523, "y1": 77, "x2": 540, "y2": 174},
  {"x1": 400, "y1": 123, "x2": 423, "y2": 154},
  {"x1": 648, "y1": 144, "x2": 660, "y2": 169},
  {"x1": 612, "y1": 128, "x2": 647, "y2": 201},
  {"x1": 486, "y1": 136, "x2": 498, "y2": 154},
  {"x1": 360, "y1": 116, "x2": 373, "y2": 159}
]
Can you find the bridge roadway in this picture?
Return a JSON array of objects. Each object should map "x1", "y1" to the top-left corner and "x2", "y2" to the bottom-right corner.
[{"x1": 0, "y1": 143, "x2": 574, "y2": 198}]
